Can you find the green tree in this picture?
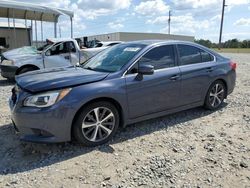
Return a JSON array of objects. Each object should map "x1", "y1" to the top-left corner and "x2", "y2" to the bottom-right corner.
[{"x1": 195, "y1": 39, "x2": 212, "y2": 48}]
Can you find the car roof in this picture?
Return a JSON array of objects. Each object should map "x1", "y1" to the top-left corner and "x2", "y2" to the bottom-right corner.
[
  {"x1": 46, "y1": 38, "x2": 76, "y2": 43},
  {"x1": 98, "y1": 41, "x2": 122, "y2": 44},
  {"x1": 123, "y1": 40, "x2": 196, "y2": 46},
  {"x1": 83, "y1": 46, "x2": 108, "y2": 52}
]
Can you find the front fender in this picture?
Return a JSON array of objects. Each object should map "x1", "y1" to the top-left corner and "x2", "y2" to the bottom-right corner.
[
  {"x1": 14, "y1": 56, "x2": 44, "y2": 69},
  {"x1": 68, "y1": 77, "x2": 129, "y2": 126}
]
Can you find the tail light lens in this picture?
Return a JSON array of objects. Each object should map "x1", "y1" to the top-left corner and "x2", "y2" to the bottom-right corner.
[{"x1": 230, "y1": 61, "x2": 237, "y2": 70}]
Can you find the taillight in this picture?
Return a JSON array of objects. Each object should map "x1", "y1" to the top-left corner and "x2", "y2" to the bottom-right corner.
[{"x1": 230, "y1": 61, "x2": 237, "y2": 70}]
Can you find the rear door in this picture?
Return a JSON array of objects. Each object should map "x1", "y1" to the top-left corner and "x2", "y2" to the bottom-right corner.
[
  {"x1": 125, "y1": 45, "x2": 181, "y2": 119},
  {"x1": 177, "y1": 44, "x2": 216, "y2": 105}
]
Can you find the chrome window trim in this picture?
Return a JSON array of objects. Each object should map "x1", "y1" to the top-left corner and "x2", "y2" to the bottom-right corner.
[{"x1": 122, "y1": 42, "x2": 217, "y2": 77}]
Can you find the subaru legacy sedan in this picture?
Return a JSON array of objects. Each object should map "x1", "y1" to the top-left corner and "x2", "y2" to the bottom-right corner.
[{"x1": 10, "y1": 40, "x2": 236, "y2": 146}]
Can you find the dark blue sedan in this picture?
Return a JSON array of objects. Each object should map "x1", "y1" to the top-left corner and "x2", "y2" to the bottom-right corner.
[{"x1": 10, "y1": 40, "x2": 236, "y2": 146}]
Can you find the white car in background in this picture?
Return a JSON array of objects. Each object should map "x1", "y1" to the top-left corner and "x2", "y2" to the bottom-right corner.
[
  {"x1": 0, "y1": 38, "x2": 117, "y2": 79},
  {"x1": 93, "y1": 41, "x2": 122, "y2": 48},
  {"x1": 81, "y1": 41, "x2": 123, "y2": 63}
]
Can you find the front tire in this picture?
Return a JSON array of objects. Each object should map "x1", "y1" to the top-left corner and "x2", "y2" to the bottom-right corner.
[
  {"x1": 73, "y1": 101, "x2": 120, "y2": 146},
  {"x1": 204, "y1": 80, "x2": 226, "y2": 110}
]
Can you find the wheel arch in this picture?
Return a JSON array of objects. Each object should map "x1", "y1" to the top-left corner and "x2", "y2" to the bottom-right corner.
[
  {"x1": 214, "y1": 78, "x2": 228, "y2": 98},
  {"x1": 16, "y1": 64, "x2": 40, "y2": 75},
  {"x1": 71, "y1": 97, "x2": 125, "y2": 140},
  {"x1": 204, "y1": 78, "x2": 228, "y2": 104}
]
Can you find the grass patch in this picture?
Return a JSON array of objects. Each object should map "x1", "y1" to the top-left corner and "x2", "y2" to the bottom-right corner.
[{"x1": 212, "y1": 48, "x2": 250, "y2": 53}]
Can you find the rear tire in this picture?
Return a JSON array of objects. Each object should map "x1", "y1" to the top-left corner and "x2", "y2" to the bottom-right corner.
[
  {"x1": 204, "y1": 80, "x2": 226, "y2": 110},
  {"x1": 73, "y1": 101, "x2": 120, "y2": 146}
]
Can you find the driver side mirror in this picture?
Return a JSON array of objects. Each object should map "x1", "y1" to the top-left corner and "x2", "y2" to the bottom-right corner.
[{"x1": 138, "y1": 64, "x2": 154, "y2": 75}]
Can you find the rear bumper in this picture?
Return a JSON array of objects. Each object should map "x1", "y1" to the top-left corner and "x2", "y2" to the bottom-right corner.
[
  {"x1": 227, "y1": 70, "x2": 236, "y2": 96},
  {"x1": 0, "y1": 65, "x2": 18, "y2": 79}
]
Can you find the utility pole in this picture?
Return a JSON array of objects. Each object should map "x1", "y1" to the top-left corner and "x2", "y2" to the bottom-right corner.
[
  {"x1": 59, "y1": 26, "x2": 62, "y2": 38},
  {"x1": 168, "y1": 10, "x2": 171, "y2": 35},
  {"x1": 219, "y1": 0, "x2": 226, "y2": 49}
]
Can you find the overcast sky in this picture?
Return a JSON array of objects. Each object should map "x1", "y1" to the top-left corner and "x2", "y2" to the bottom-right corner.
[{"x1": 2, "y1": 0, "x2": 250, "y2": 42}]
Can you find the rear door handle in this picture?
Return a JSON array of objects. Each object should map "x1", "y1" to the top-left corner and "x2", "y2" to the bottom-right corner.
[
  {"x1": 206, "y1": 67, "x2": 214, "y2": 72},
  {"x1": 170, "y1": 75, "x2": 180, "y2": 81}
]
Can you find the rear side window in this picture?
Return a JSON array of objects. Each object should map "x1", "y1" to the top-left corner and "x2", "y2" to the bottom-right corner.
[
  {"x1": 139, "y1": 45, "x2": 175, "y2": 70},
  {"x1": 178, "y1": 45, "x2": 201, "y2": 65},
  {"x1": 200, "y1": 51, "x2": 214, "y2": 62},
  {"x1": 178, "y1": 44, "x2": 214, "y2": 65}
]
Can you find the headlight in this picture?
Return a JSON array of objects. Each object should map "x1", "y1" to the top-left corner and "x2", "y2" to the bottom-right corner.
[
  {"x1": 23, "y1": 88, "x2": 71, "y2": 108},
  {"x1": 2, "y1": 60, "x2": 14, "y2": 66}
]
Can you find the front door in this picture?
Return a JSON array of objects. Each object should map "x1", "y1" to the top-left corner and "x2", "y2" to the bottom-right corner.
[
  {"x1": 125, "y1": 45, "x2": 181, "y2": 119},
  {"x1": 44, "y1": 42, "x2": 78, "y2": 68}
]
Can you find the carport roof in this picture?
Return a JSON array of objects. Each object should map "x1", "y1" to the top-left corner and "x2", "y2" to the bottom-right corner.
[{"x1": 0, "y1": 0, "x2": 74, "y2": 22}]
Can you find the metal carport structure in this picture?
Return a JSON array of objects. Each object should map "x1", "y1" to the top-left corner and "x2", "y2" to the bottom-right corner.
[{"x1": 0, "y1": 0, "x2": 74, "y2": 48}]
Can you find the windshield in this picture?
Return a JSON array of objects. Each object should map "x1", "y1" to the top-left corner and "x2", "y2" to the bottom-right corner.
[
  {"x1": 18, "y1": 46, "x2": 38, "y2": 54},
  {"x1": 37, "y1": 43, "x2": 54, "y2": 51},
  {"x1": 82, "y1": 43, "x2": 146, "y2": 72}
]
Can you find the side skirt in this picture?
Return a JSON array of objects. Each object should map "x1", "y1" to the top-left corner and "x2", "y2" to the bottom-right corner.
[{"x1": 125, "y1": 101, "x2": 203, "y2": 126}]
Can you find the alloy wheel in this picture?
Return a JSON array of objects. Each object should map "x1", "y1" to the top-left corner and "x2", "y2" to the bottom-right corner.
[
  {"x1": 209, "y1": 83, "x2": 225, "y2": 108},
  {"x1": 81, "y1": 107, "x2": 115, "y2": 142}
]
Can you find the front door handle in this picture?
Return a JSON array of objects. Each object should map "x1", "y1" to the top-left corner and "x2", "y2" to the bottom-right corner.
[
  {"x1": 64, "y1": 56, "x2": 70, "y2": 60},
  {"x1": 170, "y1": 75, "x2": 180, "y2": 81}
]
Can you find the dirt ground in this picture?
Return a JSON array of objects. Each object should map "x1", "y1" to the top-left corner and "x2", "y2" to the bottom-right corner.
[{"x1": 0, "y1": 53, "x2": 249, "y2": 188}]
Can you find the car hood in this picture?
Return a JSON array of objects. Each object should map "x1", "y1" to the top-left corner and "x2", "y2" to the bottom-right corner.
[
  {"x1": 3, "y1": 46, "x2": 38, "y2": 60},
  {"x1": 16, "y1": 67, "x2": 109, "y2": 93}
]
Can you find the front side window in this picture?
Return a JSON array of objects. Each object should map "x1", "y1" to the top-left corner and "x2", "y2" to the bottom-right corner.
[
  {"x1": 66, "y1": 42, "x2": 76, "y2": 53},
  {"x1": 82, "y1": 43, "x2": 146, "y2": 72},
  {"x1": 46, "y1": 42, "x2": 63, "y2": 56},
  {"x1": 46, "y1": 42, "x2": 76, "y2": 56},
  {"x1": 138, "y1": 45, "x2": 176, "y2": 70}
]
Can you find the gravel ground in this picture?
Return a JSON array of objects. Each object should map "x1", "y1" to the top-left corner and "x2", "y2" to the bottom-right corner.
[{"x1": 0, "y1": 53, "x2": 249, "y2": 188}]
